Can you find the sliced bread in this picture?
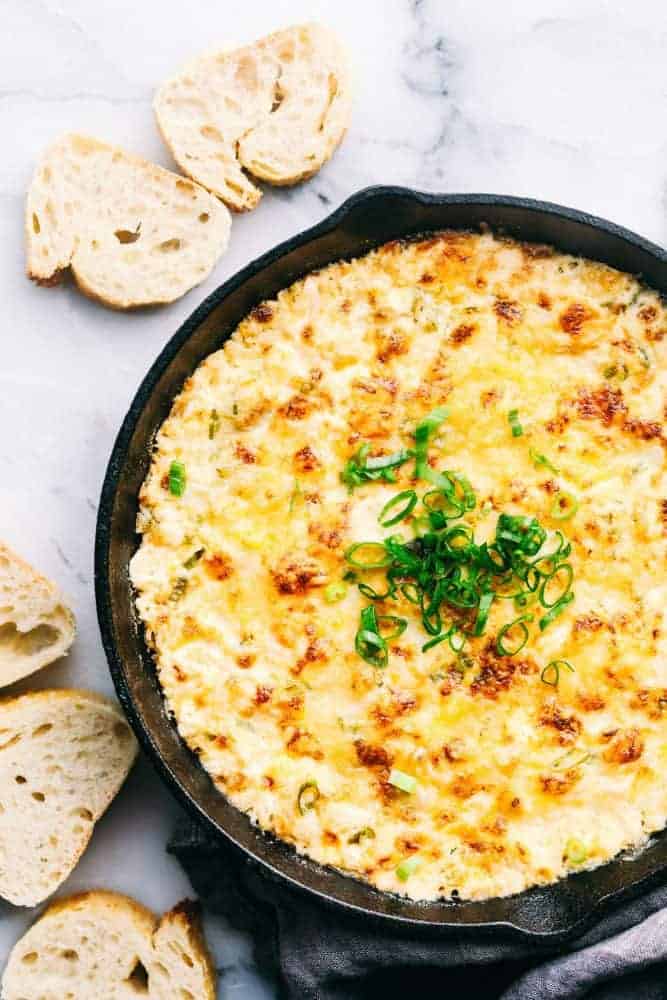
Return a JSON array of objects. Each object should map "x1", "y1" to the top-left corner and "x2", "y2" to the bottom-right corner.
[
  {"x1": 0, "y1": 542, "x2": 75, "y2": 688},
  {"x1": 1, "y1": 890, "x2": 216, "y2": 1000},
  {"x1": 26, "y1": 134, "x2": 231, "y2": 309},
  {"x1": 154, "y1": 23, "x2": 351, "y2": 211},
  {"x1": 0, "y1": 690, "x2": 138, "y2": 906}
]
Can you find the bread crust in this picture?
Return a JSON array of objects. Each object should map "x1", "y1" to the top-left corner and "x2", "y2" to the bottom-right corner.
[
  {"x1": 1, "y1": 890, "x2": 217, "y2": 1000},
  {"x1": 26, "y1": 133, "x2": 231, "y2": 309},
  {"x1": 0, "y1": 540, "x2": 75, "y2": 687},
  {"x1": 154, "y1": 23, "x2": 351, "y2": 211}
]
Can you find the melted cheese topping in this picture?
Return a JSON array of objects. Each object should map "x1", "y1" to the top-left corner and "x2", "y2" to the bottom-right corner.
[{"x1": 131, "y1": 232, "x2": 667, "y2": 901}]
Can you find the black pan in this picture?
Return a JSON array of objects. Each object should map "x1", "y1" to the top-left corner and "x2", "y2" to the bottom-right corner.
[{"x1": 95, "y1": 187, "x2": 667, "y2": 941}]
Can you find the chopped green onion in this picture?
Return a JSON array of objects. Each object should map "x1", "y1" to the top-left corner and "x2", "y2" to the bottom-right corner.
[
  {"x1": 379, "y1": 490, "x2": 418, "y2": 527},
  {"x1": 168, "y1": 460, "x2": 186, "y2": 496},
  {"x1": 169, "y1": 577, "x2": 188, "y2": 602},
  {"x1": 539, "y1": 563, "x2": 574, "y2": 608},
  {"x1": 422, "y1": 633, "x2": 448, "y2": 653},
  {"x1": 354, "y1": 606, "x2": 388, "y2": 667},
  {"x1": 396, "y1": 855, "x2": 421, "y2": 881},
  {"x1": 414, "y1": 407, "x2": 449, "y2": 481},
  {"x1": 388, "y1": 768, "x2": 417, "y2": 794},
  {"x1": 324, "y1": 582, "x2": 347, "y2": 603},
  {"x1": 208, "y1": 409, "x2": 220, "y2": 440},
  {"x1": 344, "y1": 542, "x2": 391, "y2": 569},
  {"x1": 564, "y1": 838, "x2": 587, "y2": 865},
  {"x1": 529, "y1": 448, "x2": 560, "y2": 474},
  {"x1": 496, "y1": 614, "x2": 533, "y2": 656},
  {"x1": 297, "y1": 781, "x2": 320, "y2": 815},
  {"x1": 508, "y1": 409, "x2": 523, "y2": 438},
  {"x1": 539, "y1": 591, "x2": 575, "y2": 631},
  {"x1": 348, "y1": 827, "x2": 375, "y2": 844},
  {"x1": 541, "y1": 659, "x2": 575, "y2": 687},
  {"x1": 341, "y1": 444, "x2": 413, "y2": 492},
  {"x1": 473, "y1": 591, "x2": 494, "y2": 636},
  {"x1": 184, "y1": 548, "x2": 205, "y2": 570},
  {"x1": 550, "y1": 491, "x2": 579, "y2": 521},
  {"x1": 377, "y1": 615, "x2": 407, "y2": 641}
]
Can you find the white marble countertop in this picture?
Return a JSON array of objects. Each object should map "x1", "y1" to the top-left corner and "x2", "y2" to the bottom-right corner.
[{"x1": 1, "y1": 0, "x2": 665, "y2": 994}]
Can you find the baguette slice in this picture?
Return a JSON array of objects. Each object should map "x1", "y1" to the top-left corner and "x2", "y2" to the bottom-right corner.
[
  {"x1": 0, "y1": 542, "x2": 75, "y2": 688},
  {"x1": 26, "y1": 134, "x2": 231, "y2": 309},
  {"x1": 1, "y1": 891, "x2": 216, "y2": 1000},
  {"x1": 0, "y1": 690, "x2": 138, "y2": 906},
  {"x1": 154, "y1": 23, "x2": 351, "y2": 211}
]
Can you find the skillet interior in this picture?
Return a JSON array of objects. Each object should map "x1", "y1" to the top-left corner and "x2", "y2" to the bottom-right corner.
[{"x1": 95, "y1": 186, "x2": 667, "y2": 939}]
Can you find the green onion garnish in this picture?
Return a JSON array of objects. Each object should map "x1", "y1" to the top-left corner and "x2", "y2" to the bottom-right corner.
[
  {"x1": 168, "y1": 460, "x2": 186, "y2": 496},
  {"x1": 297, "y1": 781, "x2": 320, "y2": 815},
  {"x1": 354, "y1": 605, "x2": 388, "y2": 667},
  {"x1": 183, "y1": 548, "x2": 205, "y2": 569},
  {"x1": 344, "y1": 414, "x2": 575, "y2": 667},
  {"x1": 208, "y1": 409, "x2": 220, "y2": 440},
  {"x1": 414, "y1": 407, "x2": 449, "y2": 482},
  {"x1": 529, "y1": 448, "x2": 560, "y2": 474},
  {"x1": 345, "y1": 542, "x2": 391, "y2": 569},
  {"x1": 379, "y1": 490, "x2": 418, "y2": 527},
  {"x1": 564, "y1": 838, "x2": 587, "y2": 865},
  {"x1": 473, "y1": 591, "x2": 494, "y2": 636},
  {"x1": 396, "y1": 855, "x2": 421, "y2": 881},
  {"x1": 388, "y1": 768, "x2": 417, "y2": 794},
  {"x1": 496, "y1": 614, "x2": 533, "y2": 656},
  {"x1": 508, "y1": 409, "x2": 523, "y2": 438},
  {"x1": 539, "y1": 563, "x2": 574, "y2": 608},
  {"x1": 348, "y1": 827, "x2": 375, "y2": 844},
  {"x1": 549, "y1": 491, "x2": 579, "y2": 521},
  {"x1": 341, "y1": 443, "x2": 413, "y2": 492},
  {"x1": 324, "y1": 582, "x2": 347, "y2": 603},
  {"x1": 377, "y1": 615, "x2": 408, "y2": 640},
  {"x1": 169, "y1": 577, "x2": 188, "y2": 602},
  {"x1": 541, "y1": 659, "x2": 575, "y2": 687},
  {"x1": 539, "y1": 591, "x2": 575, "y2": 631}
]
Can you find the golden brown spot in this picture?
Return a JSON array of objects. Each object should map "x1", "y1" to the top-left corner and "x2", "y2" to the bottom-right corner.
[
  {"x1": 286, "y1": 728, "x2": 323, "y2": 760},
  {"x1": 235, "y1": 442, "x2": 257, "y2": 464},
  {"x1": 560, "y1": 302, "x2": 593, "y2": 334},
  {"x1": 254, "y1": 685, "x2": 273, "y2": 705},
  {"x1": 377, "y1": 330, "x2": 409, "y2": 364},
  {"x1": 576, "y1": 386, "x2": 626, "y2": 426},
  {"x1": 622, "y1": 418, "x2": 663, "y2": 441},
  {"x1": 603, "y1": 728, "x2": 644, "y2": 764},
  {"x1": 293, "y1": 445, "x2": 321, "y2": 472},
  {"x1": 450, "y1": 323, "x2": 476, "y2": 345},
  {"x1": 293, "y1": 637, "x2": 329, "y2": 675},
  {"x1": 204, "y1": 553, "x2": 233, "y2": 580},
  {"x1": 540, "y1": 770, "x2": 580, "y2": 795},
  {"x1": 537, "y1": 291, "x2": 552, "y2": 309},
  {"x1": 236, "y1": 654, "x2": 255, "y2": 669},
  {"x1": 574, "y1": 614, "x2": 604, "y2": 633},
  {"x1": 494, "y1": 297, "x2": 522, "y2": 325},
  {"x1": 578, "y1": 693, "x2": 606, "y2": 712},
  {"x1": 639, "y1": 305, "x2": 658, "y2": 322},
  {"x1": 279, "y1": 394, "x2": 312, "y2": 420},
  {"x1": 539, "y1": 702, "x2": 582, "y2": 745},
  {"x1": 354, "y1": 740, "x2": 393, "y2": 769},
  {"x1": 271, "y1": 556, "x2": 327, "y2": 595},
  {"x1": 250, "y1": 303, "x2": 273, "y2": 323}
]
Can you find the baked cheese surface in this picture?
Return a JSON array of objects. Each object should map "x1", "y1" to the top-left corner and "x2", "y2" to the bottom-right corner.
[{"x1": 131, "y1": 232, "x2": 667, "y2": 901}]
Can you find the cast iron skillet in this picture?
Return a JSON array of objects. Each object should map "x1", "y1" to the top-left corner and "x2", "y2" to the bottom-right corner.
[{"x1": 96, "y1": 186, "x2": 667, "y2": 941}]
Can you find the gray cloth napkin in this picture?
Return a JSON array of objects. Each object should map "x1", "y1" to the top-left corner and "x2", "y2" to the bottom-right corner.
[{"x1": 169, "y1": 820, "x2": 667, "y2": 999}]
